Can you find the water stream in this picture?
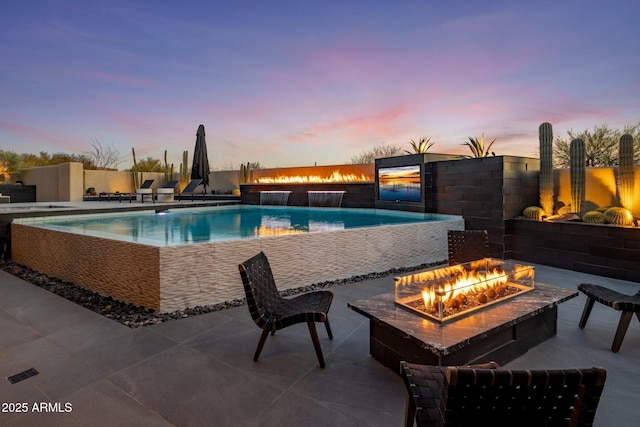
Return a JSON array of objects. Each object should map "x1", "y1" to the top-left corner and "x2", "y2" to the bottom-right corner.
[
  {"x1": 307, "y1": 191, "x2": 345, "y2": 207},
  {"x1": 259, "y1": 191, "x2": 291, "y2": 205}
]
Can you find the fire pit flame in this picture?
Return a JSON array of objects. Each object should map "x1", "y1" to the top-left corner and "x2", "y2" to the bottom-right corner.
[
  {"x1": 395, "y1": 259, "x2": 535, "y2": 323},
  {"x1": 421, "y1": 267, "x2": 509, "y2": 309}
]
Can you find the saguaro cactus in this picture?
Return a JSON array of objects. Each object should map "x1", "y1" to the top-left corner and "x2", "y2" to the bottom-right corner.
[
  {"x1": 569, "y1": 138, "x2": 586, "y2": 216},
  {"x1": 179, "y1": 150, "x2": 189, "y2": 189},
  {"x1": 163, "y1": 150, "x2": 169, "y2": 183},
  {"x1": 239, "y1": 162, "x2": 252, "y2": 184},
  {"x1": 239, "y1": 163, "x2": 246, "y2": 184},
  {"x1": 539, "y1": 122, "x2": 554, "y2": 216},
  {"x1": 131, "y1": 147, "x2": 140, "y2": 189},
  {"x1": 618, "y1": 134, "x2": 635, "y2": 212}
]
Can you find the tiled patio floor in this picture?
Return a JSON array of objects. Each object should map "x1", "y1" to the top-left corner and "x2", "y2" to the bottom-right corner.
[{"x1": 1, "y1": 261, "x2": 638, "y2": 426}]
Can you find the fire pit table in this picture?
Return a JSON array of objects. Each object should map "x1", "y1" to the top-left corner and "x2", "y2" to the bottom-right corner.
[{"x1": 348, "y1": 259, "x2": 577, "y2": 370}]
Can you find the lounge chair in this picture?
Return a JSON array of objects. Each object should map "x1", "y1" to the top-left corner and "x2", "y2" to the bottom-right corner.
[
  {"x1": 139, "y1": 179, "x2": 154, "y2": 189},
  {"x1": 137, "y1": 179, "x2": 155, "y2": 203},
  {"x1": 178, "y1": 179, "x2": 204, "y2": 201},
  {"x1": 578, "y1": 283, "x2": 640, "y2": 352},
  {"x1": 401, "y1": 361, "x2": 606, "y2": 427},
  {"x1": 238, "y1": 251, "x2": 334, "y2": 368},
  {"x1": 161, "y1": 180, "x2": 178, "y2": 189},
  {"x1": 447, "y1": 229, "x2": 489, "y2": 265},
  {"x1": 155, "y1": 180, "x2": 178, "y2": 202}
]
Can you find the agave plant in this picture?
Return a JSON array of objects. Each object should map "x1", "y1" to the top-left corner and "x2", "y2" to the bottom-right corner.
[
  {"x1": 463, "y1": 134, "x2": 496, "y2": 158},
  {"x1": 404, "y1": 137, "x2": 434, "y2": 154}
]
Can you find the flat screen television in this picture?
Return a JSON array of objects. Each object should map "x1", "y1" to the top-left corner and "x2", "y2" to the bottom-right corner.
[{"x1": 377, "y1": 165, "x2": 421, "y2": 202}]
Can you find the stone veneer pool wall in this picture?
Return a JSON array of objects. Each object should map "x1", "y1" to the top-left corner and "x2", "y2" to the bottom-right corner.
[{"x1": 12, "y1": 216, "x2": 463, "y2": 312}]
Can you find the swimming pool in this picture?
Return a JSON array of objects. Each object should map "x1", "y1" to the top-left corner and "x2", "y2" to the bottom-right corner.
[
  {"x1": 14, "y1": 205, "x2": 452, "y2": 246},
  {"x1": 12, "y1": 206, "x2": 464, "y2": 312}
]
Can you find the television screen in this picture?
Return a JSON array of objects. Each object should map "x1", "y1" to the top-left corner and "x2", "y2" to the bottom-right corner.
[{"x1": 378, "y1": 165, "x2": 421, "y2": 202}]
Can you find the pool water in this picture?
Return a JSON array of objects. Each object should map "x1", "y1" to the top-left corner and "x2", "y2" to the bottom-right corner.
[{"x1": 22, "y1": 205, "x2": 446, "y2": 246}]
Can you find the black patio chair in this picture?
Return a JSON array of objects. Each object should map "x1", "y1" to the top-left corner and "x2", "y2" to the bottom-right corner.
[
  {"x1": 238, "y1": 251, "x2": 334, "y2": 368},
  {"x1": 577, "y1": 283, "x2": 640, "y2": 352},
  {"x1": 401, "y1": 361, "x2": 606, "y2": 427},
  {"x1": 447, "y1": 229, "x2": 489, "y2": 265}
]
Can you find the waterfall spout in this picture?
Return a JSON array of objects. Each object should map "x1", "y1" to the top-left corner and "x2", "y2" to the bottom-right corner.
[
  {"x1": 260, "y1": 191, "x2": 291, "y2": 205},
  {"x1": 308, "y1": 191, "x2": 345, "y2": 207}
]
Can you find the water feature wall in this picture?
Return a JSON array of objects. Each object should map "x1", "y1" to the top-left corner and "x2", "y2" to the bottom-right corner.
[
  {"x1": 242, "y1": 183, "x2": 375, "y2": 208},
  {"x1": 260, "y1": 191, "x2": 291, "y2": 205},
  {"x1": 307, "y1": 191, "x2": 345, "y2": 207}
]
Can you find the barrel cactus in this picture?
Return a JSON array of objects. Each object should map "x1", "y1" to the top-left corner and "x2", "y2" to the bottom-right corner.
[
  {"x1": 603, "y1": 207, "x2": 634, "y2": 226},
  {"x1": 539, "y1": 122, "x2": 554, "y2": 216},
  {"x1": 582, "y1": 211, "x2": 606, "y2": 224},
  {"x1": 618, "y1": 134, "x2": 635, "y2": 212},
  {"x1": 569, "y1": 139, "x2": 586, "y2": 216},
  {"x1": 523, "y1": 206, "x2": 545, "y2": 221}
]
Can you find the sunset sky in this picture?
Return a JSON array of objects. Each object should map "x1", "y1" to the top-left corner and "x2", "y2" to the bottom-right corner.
[{"x1": 2, "y1": 0, "x2": 639, "y2": 170}]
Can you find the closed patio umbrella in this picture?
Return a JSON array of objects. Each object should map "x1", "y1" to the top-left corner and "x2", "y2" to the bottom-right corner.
[{"x1": 191, "y1": 124, "x2": 210, "y2": 195}]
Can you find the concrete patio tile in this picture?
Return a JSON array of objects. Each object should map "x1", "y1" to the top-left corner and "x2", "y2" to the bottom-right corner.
[
  {"x1": 74, "y1": 328, "x2": 177, "y2": 377},
  {"x1": 0, "y1": 260, "x2": 638, "y2": 426},
  {"x1": 191, "y1": 326, "x2": 325, "y2": 389},
  {"x1": 45, "y1": 315, "x2": 131, "y2": 354},
  {"x1": 247, "y1": 390, "x2": 368, "y2": 427},
  {"x1": 0, "y1": 272, "x2": 51, "y2": 309},
  {"x1": 0, "y1": 353, "x2": 50, "y2": 426},
  {"x1": 0, "y1": 309, "x2": 40, "y2": 350},
  {"x1": 1, "y1": 379, "x2": 173, "y2": 427},
  {"x1": 109, "y1": 345, "x2": 285, "y2": 427},
  {"x1": 4, "y1": 291, "x2": 101, "y2": 337},
  {"x1": 145, "y1": 309, "x2": 236, "y2": 344},
  {"x1": 1, "y1": 337, "x2": 101, "y2": 401},
  {"x1": 288, "y1": 354, "x2": 406, "y2": 427}
]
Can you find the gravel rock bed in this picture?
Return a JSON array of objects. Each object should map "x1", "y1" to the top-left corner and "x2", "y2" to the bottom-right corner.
[{"x1": 0, "y1": 259, "x2": 445, "y2": 328}]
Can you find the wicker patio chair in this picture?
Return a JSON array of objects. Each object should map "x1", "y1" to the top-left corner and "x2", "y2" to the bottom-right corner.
[
  {"x1": 447, "y1": 229, "x2": 489, "y2": 265},
  {"x1": 401, "y1": 361, "x2": 607, "y2": 427},
  {"x1": 578, "y1": 283, "x2": 640, "y2": 352},
  {"x1": 238, "y1": 251, "x2": 334, "y2": 368}
]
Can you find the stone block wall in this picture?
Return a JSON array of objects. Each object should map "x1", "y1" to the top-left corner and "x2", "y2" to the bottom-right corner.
[
  {"x1": 508, "y1": 218, "x2": 640, "y2": 282},
  {"x1": 424, "y1": 156, "x2": 540, "y2": 258}
]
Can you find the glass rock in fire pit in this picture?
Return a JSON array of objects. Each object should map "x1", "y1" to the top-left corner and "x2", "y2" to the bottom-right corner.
[{"x1": 394, "y1": 258, "x2": 535, "y2": 323}]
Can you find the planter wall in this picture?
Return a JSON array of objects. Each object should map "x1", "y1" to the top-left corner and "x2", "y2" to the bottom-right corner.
[
  {"x1": 424, "y1": 156, "x2": 540, "y2": 258},
  {"x1": 507, "y1": 218, "x2": 640, "y2": 282},
  {"x1": 0, "y1": 185, "x2": 36, "y2": 203}
]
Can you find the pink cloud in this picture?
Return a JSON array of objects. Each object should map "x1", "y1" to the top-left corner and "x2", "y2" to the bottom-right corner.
[
  {"x1": 0, "y1": 119, "x2": 86, "y2": 153},
  {"x1": 285, "y1": 102, "x2": 417, "y2": 145}
]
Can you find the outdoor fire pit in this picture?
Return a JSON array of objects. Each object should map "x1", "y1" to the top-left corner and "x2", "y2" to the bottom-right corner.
[
  {"x1": 349, "y1": 259, "x2": 576, "y2": 369},
  {"x1": 394, "y1": 259, "x2": 535, "y2": 323}
]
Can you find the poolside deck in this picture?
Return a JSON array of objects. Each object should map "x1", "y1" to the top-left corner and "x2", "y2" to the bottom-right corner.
[
  {"x1": 0, "y1": 199, "x2": 241, "y2": 217},
  {"x1": 0, "y1": 262, "x2": 638, "y2": 426},
  {"x1": 0, "y1": 202, "x2": 638, "y2": 426}
]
